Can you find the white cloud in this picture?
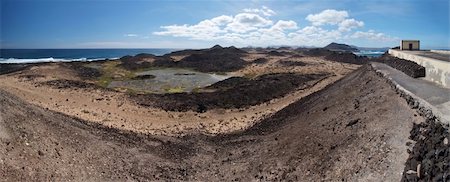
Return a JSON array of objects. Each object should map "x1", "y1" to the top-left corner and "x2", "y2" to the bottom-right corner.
[
  {"x1": 124, "y1": 34, "x2": 138, "y2": 37},
  {"x1": 211, "y1": 15, "x2": 233, "y2": 25},
  {"x1": 306, "y1": 9, "x2": 349, "y2": 26},
  {"x1": 154, "y1": 7, "x2": 395, "y2": 47},
  {"x1": 350, "y1": 30, "x2": 397, "y2": 42},
  {"x1": 225, "y1": 13, "x2": 273, "y2": 33},
  {"x1": 338, "y1": 19, "x2": 364, "y2": 32},
  {"x1": 287, "y1": 26, "x2": 343, "y2": 46},
  {"x1": 243, "y1": 6, "x2": 276, "y2": 16},
  {"x1": 271, "y1": 20, "x2": 298, "y2": 31}
]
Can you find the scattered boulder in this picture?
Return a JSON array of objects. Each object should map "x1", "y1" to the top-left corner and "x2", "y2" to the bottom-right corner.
[
  {"x1": 40, "y1": 79, "x2": 102, "y2": 90},
  {"x1": 402, "y1": 120, "x2": 449, "y2": 181}
]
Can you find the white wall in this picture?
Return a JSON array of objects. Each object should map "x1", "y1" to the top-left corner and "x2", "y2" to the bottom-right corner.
[{"x1": 389, "y1": 49, "x2": 450, "y2": 88}]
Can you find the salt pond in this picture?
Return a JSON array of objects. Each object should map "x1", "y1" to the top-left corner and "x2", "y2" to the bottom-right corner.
[{"x1": 108, "y1": 68, "x2": 230, "y2": 93}]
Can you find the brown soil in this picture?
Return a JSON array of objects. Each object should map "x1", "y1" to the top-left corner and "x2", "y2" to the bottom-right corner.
[{"x1": 0, "y1": 65, "x2": 424, "y2": 181}]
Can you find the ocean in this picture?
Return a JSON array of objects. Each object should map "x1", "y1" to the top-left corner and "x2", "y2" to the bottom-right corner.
[
  {"x1": 0, "y1": 49, "x2": 176, "y2": 63},
  {"x1": 0, "y1": 48, "x2": 388, "y2": 64},
  {"x1": 353, "y1": 50, "x2": 386, "y2": 57}
]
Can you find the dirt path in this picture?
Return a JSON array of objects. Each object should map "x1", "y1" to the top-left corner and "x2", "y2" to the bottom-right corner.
[{"x1": 0, "y1": 65, "x2": 424, "y2": 181}]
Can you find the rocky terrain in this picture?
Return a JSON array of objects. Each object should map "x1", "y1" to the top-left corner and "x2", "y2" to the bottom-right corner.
[
  {"x1": 0, "y1": 64, "x2": 434, "y2": 181},
  {"x1": 0, "y1": 46, "x2": 447, "y2": 181},
  {"x1": 132, "y1": 73, "x2": 328, "y2": 112}
]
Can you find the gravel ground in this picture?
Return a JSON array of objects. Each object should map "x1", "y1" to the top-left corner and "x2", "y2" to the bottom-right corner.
[{"x1": 0, "y1": 65, "x2": 428, "y2": 181}]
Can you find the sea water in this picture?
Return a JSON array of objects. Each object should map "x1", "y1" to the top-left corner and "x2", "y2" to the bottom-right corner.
[
  {"x1": 0, "y1": 49, "x2": 175, "y2": 63},
  {"x1": 353, "y1": 50, "x2": 386, "y2": 57}
]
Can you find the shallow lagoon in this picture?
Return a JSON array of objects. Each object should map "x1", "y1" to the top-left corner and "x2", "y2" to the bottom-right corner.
[{"x1": 108, "y1": 68, "x2": 230, "y2": 93}]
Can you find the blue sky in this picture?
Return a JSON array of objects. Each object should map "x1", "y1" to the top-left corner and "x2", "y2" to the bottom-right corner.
[{"x1": 1, "y1": 0, "x2": 449, "y2": 49}]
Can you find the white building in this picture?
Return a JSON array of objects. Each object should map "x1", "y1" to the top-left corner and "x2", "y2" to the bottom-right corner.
[{"x1": 400, "y1": 40, "x2": 420, "y2": 50}]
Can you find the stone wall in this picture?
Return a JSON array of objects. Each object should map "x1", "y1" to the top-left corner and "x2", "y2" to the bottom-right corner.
[{"x1": 388, "y1": 49, "x2": 450, "y2": 88}]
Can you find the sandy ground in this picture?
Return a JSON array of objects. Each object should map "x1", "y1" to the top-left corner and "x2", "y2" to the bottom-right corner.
[
  {"x1": 0, "y1": 65, "x2": 423, "y2": 181},
  {"x1": 0, "y1": 55, "x2": 358, "y2": 136}
]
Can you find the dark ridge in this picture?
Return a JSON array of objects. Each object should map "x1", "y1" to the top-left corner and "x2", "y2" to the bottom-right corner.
[
  {"x1": 324, "y1": 51, "x2": 368, "y2": 65},
  {"x1": 278, "y1": 60, "x2": 308, "y2": 67},
  {"x1": 206, "y1": 77, "x2": 250, "y2": 91},
  {"x1": 324, "y1": 42, "x2": 359, "y2": 52},
  {"x1": 116, "y1": 45, "x2": 248, "y2": 72},
  {"x1": 268, "y1": 50, "x2": 286, "y2": 56},
  {"x1": 210, "y1": 45, "x2": 223, "y2": 49},
  {"x1": 117, "y1": 53, "x2": 158, "y2": 70},
  {"x1": 302, "y1": 47, "x2": 367, "y2": 65},
  {"x1": 132, "y1": 73, "x2": 328, "y2": 112},
  {"x1": 165, "y1": 49, "x2": 203, "y2": 56},
  {"x1": 177, "y1": 52, "x2": 247, "y2": 72}
]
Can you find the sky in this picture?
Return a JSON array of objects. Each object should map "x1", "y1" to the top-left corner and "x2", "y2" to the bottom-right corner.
[{"x1": 1, "y1": 0, "x2": 449, "y2": 49}]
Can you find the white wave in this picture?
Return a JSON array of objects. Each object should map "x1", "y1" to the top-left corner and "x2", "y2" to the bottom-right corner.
[
  {"x1": 353, "y1": 51, "x2": 385, "y2": 55},
  {"x1": 0, "y1": 57, "x2": 113, "y2": 64}
]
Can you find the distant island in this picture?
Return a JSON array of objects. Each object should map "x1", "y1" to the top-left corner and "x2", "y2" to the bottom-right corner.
[{"x1": 324, "y1": 42, "x2": 359, "y2": 52}]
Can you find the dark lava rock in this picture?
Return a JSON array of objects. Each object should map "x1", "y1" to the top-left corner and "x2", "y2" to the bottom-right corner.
[
  {"x1": 372, "y1": 54, "x2": 425, "y2": 78},
  {"x1": 253, "y1": 58, "x2": 269, "y2": 64},
  {"x1": 117, "y1": 54, "x2": 159, "y2": 70},
  {"x1": 40, "y1": 79, "x2": 103, "y2": 90},
  {"x1": 207, "y1": 77, "x2": 249, "y2": 91},
  {"x1": 346, "y1": 119, "x2": 360, "y2": 127},
  {"x1": 65, "y1": 63, "x2": 102, "y2": 79},
  {"x1": 18, "y1": 74, "x2": 45, "y2": 81},
  {"x1": 177, "y1": 53, "x2": 246, "y2": 72},
  {"x1": 174, "y1": 73, "x2": 195, "y2": 76},
  {"x1": 118, "y1": 45, "x2": 248, "y2": 72},
  {"x1": 0, "y1": 63, "x2": 31, "y2": 75},
  {"x1": 133, "y1": 75, "x2": 156, "y2": 80},
  {"x1": 303, "y1": 47, "x2": 368, "y2": 65},
  {"x1": 278, "y1": 60, "x2": 307, "y2": 67},
  {"x1": 196, "y1": 104, "x2": 207, "y2": 113},
  {"x1": 268, "y1": 51, "x2": 285, "y2": 56},
  {"x1": 402, "y1": 119, "x2": 449, "y2": 182},
  {"x1": 324, "y1": 52, "x2": 368, "y2": 65},
  {"x1": 132, "y1": 73, "x2": 328, "y2": 112},
  {"x1": 175, "y1": 47, "x2": 248, "y2": 72}
]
